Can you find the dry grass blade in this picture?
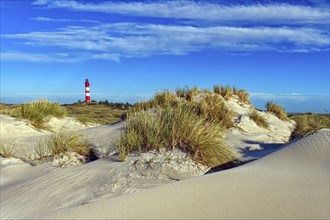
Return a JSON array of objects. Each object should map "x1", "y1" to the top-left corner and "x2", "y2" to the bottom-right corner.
[
  {"x1": 266, "y1": 101, "x2": 289, "y2": 121},
  {"x1": 250, "y1": 110, "x2": 269, "y2": 129}
]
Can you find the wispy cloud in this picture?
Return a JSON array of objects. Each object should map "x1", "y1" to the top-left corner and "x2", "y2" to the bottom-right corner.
[
  {"x1": 30, "y1": 16, "x2": 99, "y2": 23},
  {"x1": 2, "y1": 1, "x2": 328, "y2": 63},
  {"x1": 31, "y1": 0, "x2": 329, "y2": 24},
  {"x1": 2, "y1": 23, "x2": 328, "y2": 62},
  {"x1": 0, "y1": 51, "x2": 120, "y2": 63},
  {"x1": 0, "y1": 51, "x2": 74, "y2": 63},
  {"x1": 250, "y1": 92, "x2": 329, "y2": 103}
]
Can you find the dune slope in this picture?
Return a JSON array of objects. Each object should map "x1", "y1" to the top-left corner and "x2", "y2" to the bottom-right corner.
[{"x1": 44, "y1": 129, "x2": 330, "y2": 220}]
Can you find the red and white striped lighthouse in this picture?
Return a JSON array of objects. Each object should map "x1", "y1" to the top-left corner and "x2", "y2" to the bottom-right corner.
[{"x1": 85, "y1": 79, "x2": 91, "y2": 103}]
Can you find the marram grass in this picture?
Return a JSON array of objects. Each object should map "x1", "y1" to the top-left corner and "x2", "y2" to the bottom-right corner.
[
  {"x1": 20, "y1": 99, "x2": 67, "y2": 129},
  {"x1": 35, "y1": 131, "x2": 91, "y2": 160},
  {"x1": 0, "y1": 140, "x2": 17, "y2": 158},
  {"x1": 250, "y1": 110, "x2": 269, "y2": 129},
  {"x1": 188, "y1": 94, "x2": 235, "y2": 129},
  {"x1": 116, "y1": 104, "x2": 237, "y2": 168},
  {"x1": 266, "y1": 101, "x2": 289, "y2": 121},
  {"x1": 290, "y1": 114, "x2": 329, "y2": 140}
]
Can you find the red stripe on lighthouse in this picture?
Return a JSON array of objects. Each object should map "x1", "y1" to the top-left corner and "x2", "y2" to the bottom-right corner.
[{"x1": 85, "y1": 79, "x2": 91, "y2": 103}]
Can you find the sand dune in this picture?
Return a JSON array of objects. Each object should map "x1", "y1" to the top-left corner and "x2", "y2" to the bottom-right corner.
[
  {"x1": 43, "y1": 129, "x2": 330, "y2": 220},
  {"x1": 1, "y1": 99, "x2": 327, "y2": 219}
]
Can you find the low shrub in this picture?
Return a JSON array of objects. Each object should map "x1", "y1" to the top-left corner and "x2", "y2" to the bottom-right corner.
[
  {"x1": 266, "y1": 101, "x2": 289, "y2": 121},
  {"x1": 250, "y1": 110, "x2": 269, "y2": 129},
  {"x1": 116, "y1": 105, "x2": 237, "y2": 168}
]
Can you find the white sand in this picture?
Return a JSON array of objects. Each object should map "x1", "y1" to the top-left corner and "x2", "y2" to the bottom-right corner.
[
  {"x1": 0, "y1": 114, "x2": 96, "y2": 158},
  {"x1": 226, "y1": 97, "x2": 296, "y2": 161},
  {"x1": 1, "y1": 100, "x2": 328, "y2": 220},
  {"x1": 0, "y1": 114, "x2": 93, "y2": 139},
  {"x1": 42, "y1": 129, "x2": 330, "y2": 220}
]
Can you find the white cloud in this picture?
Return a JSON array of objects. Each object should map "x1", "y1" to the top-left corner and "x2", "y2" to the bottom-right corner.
[
  {"x1": 0, "y1": 51, "x2": 120, "y2": 63},
  {"x1": 31, "y1": 0, "x2": 330, "y2": 24},
  {"x1": 250, "y1": 92, "x2": 329, "y2": 103},
  {"x1": 30, "y1": 16, "x2": 99, "y2": 23},
  {"x1": 2, "y1": 23, "x2": 328, "y2": 62},
  {"x1": 0, "y1": 51, "x2": 73, "y2": 63}
]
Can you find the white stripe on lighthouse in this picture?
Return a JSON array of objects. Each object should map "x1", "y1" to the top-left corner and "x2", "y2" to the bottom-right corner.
[
  {"x1": 86, "y1": 87, "x2": 90, "y2": 92},
  {"x1": 86, "y1": 92, "x2": 90, "y2": 96}
]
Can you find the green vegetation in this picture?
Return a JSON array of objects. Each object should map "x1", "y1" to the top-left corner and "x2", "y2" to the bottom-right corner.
[
  {"x1": 130, "y1": 89, "x2": 235, "y2": 129},
  {"x1": 20, "y1": 99, "x2": 67, "y2": 129},
  {"x1": 0, "y1": 100, "x2": 129, "y2": 127},
  {"x1": 64, "y1": 101, "x2": 127, "y2": 125},
  {"x1": 0, "y1": 104, "x2": 20, "y2": 116},
  {"x1": 153, "y1": 90, "x2": 178, "y2": 107},
  {"x1": 35, "y1": 131, "x2": 91, "y2": 160},
  {"x1": 0, "y1": 140, "x2": 17, "y2": 158},
  {"x1": 176, "y1": 86, "x2": 199, "y2": 102},
  {"x1": 213, "y1": 85, "x2": 232, "y2": 99},
  {"x1": 236, "y1": 89, "x2": 250, "y2": 104},
  {"x1": 188, "y1": 94, "x2": 234, "y2": 129},
  {"x1": 118, "y1": 88, "x2": 238, "y2": 167},
  {"x1": 290, "y1": 113, "x2": 330, "y2": 140},
  {"x1": 266, "y1": 101, "x2": 289, "y2": 121},
  {"x1": 250, "y1": 110, "x2": 269, "y2": 129},
  {"x1": 1, "y1": 100, "x2": 67, "y2": 129},
  {"x1": 213, "y1": 85, "x2": 250, "y2": 104},
  {"x1": 116, "y1": 105, "x2": 237, "y2": 167}
]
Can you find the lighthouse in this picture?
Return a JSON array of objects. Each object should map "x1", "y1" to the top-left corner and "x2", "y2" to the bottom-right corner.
[{"x1": 85, "y1": 79, "x2": 91, "y2": 103}]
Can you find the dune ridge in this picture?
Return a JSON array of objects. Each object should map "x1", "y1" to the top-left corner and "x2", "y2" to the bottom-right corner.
[{"x1": 43, "y1": 129, "x2": 330, "y2": 220}]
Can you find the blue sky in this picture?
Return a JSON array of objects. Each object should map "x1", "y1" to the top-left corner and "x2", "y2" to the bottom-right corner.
[{"x1": 0, "y1": 0, "x2": 329, "y2": 113}]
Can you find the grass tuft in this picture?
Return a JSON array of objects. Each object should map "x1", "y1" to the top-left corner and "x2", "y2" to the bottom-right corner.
[
  {"x1": 290, "y1": 114, "x2": 330, "y2": 140},
  {"x1": 266, "y1": 101, "x2": 289, "y2": 121},
  {"x1": 176, "y1": 86, "x2": 199, "y2": 102},
  {"x1": 221, "y1": 85, "x2": 233, "y2": 100},
  {"x1": 237, "y1": 89, "x2": 250, "y2": 104},
  {"x1": 35, "y1": 131, "x2": 91, "y2": 160},
  {"x1": 0, "y1": 140, "x2": 17, "y2": 158},
  {"x1": 19, "y1": 99, "x2": 67, "y2": 129},
  {"x1": 213, "y1": 85, "x2": 223, "y2": 96},
  {"x1": 250, "y1": 110, "x2": 269, "y2": 129},
  {"x1": 153, "y1": 90, "x2": 178, "y2": 107},
  {"x1": 189, "y1": 94, "x2": 234, "y2": 129},
  {"x1": 116, "y1": 105, "x2": 237, "y2": 168}
]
